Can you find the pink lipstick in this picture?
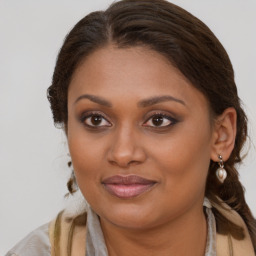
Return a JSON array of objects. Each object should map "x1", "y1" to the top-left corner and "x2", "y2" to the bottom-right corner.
[{"x1": 102, "y1": 175, "x2": 156, "y2": 199}]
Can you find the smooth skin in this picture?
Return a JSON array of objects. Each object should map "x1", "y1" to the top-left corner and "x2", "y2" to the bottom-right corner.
[{"x1": 67, "y1": 45, "x2": 237, "y2": 256}]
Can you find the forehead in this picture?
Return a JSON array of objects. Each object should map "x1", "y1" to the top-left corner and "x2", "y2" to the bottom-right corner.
[{"x1": 68, "y1": 44, "x2": 208, "y2": 110}]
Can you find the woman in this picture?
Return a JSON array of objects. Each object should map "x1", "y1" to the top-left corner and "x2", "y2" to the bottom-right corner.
[{"x1": 6, "y1": 0, "x2": 256, "y2": 255}]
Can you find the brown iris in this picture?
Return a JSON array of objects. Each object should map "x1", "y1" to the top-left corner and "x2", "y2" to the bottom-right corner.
[
  {"x1": 91, "y1": 115, "x2": 103, "y2": 126},
  {"x1": 152, "y1": 115, "x2": 164, "y2": 126}
]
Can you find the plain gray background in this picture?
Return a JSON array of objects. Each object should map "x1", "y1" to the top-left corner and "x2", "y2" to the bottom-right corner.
[{"x1": 1, "y1": 0, "x2": 255, "y2": 254}]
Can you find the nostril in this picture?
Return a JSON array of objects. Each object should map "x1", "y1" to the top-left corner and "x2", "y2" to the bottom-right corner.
[
  {"x1": 109, "y1": 160, "x2": 118, "y2": 166},
  {"x1": 128, "y1": 160, "x2": 140, "y2": 166},
  {"x1": 108, "y1": 158, "x2": 141, "y2": 168}
]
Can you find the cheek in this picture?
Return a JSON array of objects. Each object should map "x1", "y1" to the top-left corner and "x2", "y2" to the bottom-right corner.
[
  {"x1": 68, "y1": 136, "x2": 104, "y2": 177},
  {"x1": 67, "y1": 121, "x2": 105, "y2": 194},
  {"x1": 67, "y1": 113, "x2": 105, "y2": 166},
  {"x1": 69, "y1": 139, "x2": 103, "y2": 204},
  {"x1": 154, "y1": 122, "x2": 212, "y2": 197}
]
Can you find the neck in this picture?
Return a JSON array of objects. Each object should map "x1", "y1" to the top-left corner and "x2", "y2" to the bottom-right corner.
[{"x1": 100, "y1": 204, "x2": 207, "y2": 256}]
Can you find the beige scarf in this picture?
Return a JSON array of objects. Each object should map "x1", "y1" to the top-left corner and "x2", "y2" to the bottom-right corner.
[{"x1": 49, "y1": 202, "x2": 255, "y2": 256}]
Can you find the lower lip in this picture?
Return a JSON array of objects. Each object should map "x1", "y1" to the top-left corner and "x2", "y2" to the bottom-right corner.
[{"x1": 103, "y1": 183, "x2": 155, "y2": 199}]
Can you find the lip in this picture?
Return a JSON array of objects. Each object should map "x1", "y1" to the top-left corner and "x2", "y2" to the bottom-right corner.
[{"x1": 102, "y1": 175, "x2": 157, "y2": 199}]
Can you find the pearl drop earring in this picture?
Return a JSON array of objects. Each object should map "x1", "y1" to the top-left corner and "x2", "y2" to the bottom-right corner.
[{"x1": 216, "y1": 155, "x2": 227, "y2": 183}]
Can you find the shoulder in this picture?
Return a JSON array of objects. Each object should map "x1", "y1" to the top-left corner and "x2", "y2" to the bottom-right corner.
[
  {"x1": 211, "y1": 200, "x2": 255, "y2": 256},
  {"x1": 49, "y1": 210, "x2": 87, "y2": 256},
  {"x1": 6, "y1": 194, "x2": 88, "y2": 256},
  {"x1": 5, "y1": 223, "x2": 51, "y2": 256}
]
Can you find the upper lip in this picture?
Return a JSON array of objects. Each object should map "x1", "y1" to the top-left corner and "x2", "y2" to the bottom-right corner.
[{"x1": 102, "y1": 175, "x2": 156, "y2": 185}]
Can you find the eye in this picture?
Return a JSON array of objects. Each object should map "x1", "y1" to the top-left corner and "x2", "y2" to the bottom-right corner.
[
  {"x1": 81, "y1": 112, "x2": 111, "y2": 128},
  {"x1": 143, "y1": 113, "x2": 177, "y2": 127}
]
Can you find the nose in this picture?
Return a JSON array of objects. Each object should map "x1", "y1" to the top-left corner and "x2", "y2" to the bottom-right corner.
[{"x1": 107, "y1": 125, "x2": 147, "y2": 168}]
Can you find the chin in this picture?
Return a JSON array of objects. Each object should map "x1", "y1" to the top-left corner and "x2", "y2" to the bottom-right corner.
[{"x1": 97, "y1": 202, "x2": 162, "y2": 230}]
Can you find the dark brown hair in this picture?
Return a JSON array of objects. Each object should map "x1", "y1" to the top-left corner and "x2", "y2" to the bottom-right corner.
[{"x1": 47, "y1": 0, "x2": 256, "y2": 250}]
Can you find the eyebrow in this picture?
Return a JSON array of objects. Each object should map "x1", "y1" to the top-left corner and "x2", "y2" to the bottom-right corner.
[
  {"x1": 74, "y1": 94, "x2": 185, "y2": 107},
  {"x1": 137, "y1": 95, "x2": 185, "y2": 107},
  {"x1": 74, "y1": 94, "x2": 112, "y2": 107}
]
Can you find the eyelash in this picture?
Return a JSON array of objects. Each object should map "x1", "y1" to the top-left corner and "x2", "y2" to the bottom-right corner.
[
  {"x1": 80, "y1": 111, "x2": 111, "y2": 129},
  {"x1": 80, "y1": 111, "x2": 178, "y2": 129},
  {"x1": 143, "y1": 112, "x2": 178, "y2": 128}
]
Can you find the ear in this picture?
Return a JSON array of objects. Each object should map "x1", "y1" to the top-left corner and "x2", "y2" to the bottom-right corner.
[{"x1": 210, "y1": 107, "x2": 237, "y2": 162}]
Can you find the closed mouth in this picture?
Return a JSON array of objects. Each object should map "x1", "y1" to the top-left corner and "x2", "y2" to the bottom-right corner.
[{"x1": 102, "y1": 175, "x2": 157, "y2": 199}]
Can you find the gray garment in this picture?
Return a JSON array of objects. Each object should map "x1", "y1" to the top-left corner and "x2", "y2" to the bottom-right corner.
[
  {"x1": 5, "y1": 223, "x2": 50, "y2": 256},
  {"x1": 6, "y1": 198, "x2": 216, "y2": 256},
  {"x1": 86, "y1": 206, "x2": 108, "y2": 256},
  {"x1": 204, "y1": 198, "x2": 217, "y2": 256}
]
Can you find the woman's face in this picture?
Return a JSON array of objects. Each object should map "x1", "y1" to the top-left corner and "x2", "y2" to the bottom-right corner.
[{"x1": 67, "y1": 45, "x2": 215, "y2": 229}]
